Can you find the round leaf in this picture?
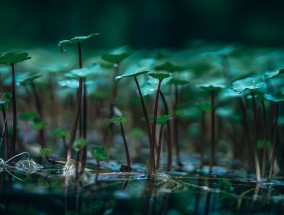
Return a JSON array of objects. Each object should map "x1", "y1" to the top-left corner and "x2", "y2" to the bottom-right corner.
[
  {"x1": 264, "y1": 93, "x2": 284, "y2": 103},
  {"x1": 92, "y1": 145, "x2": 108, "y2": 161},
  {"x1": 19, "y1": 111, "x2": 40, "y2": 121},
  {"x1": 148, "y1": 71, "x2": 174, "y2": 81},
  {"x1": 51, "y1": 127, "x2": 70, "y2": 138},
  {"x1": 40, "y1": 148, "x2": 53, "y2": 157},
  {"x1": 198, "y1": 84, "x2": 226, "y2": 91},
  {"x1": 115, "y1": 70, "x2": 149, "y2": 82},
  {"x1": 232, "y1": 77, "x2": 265, "y2": 93},
  {"x1": 155, "y1": 62, "x2": 185, "y2": 72},
  {"x1": 58, "y1": 33, "x2": 100, "y2": 52},
  {"x1": 110, "y1": 117, "x2": 129, "y2": 124},
  {"x1": 73, "y1": 137, "x2": 87, "y2": 150},
  {"x1": 101, "y1": 52, "x2": 132, "y2": 64},
  {"x1": 0, "y1": 52, "x2": 31, "y2": 65}
]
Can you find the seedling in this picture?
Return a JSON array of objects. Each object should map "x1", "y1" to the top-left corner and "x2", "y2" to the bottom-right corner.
[
  {"x1": 59, "y1": 33, "x2": 99, "y2": 172},
  {"x1": 232, "y1": 77, "x2": 265, "y2": 181},
  {"x1": 147, "y1": 71, "x2": 174, "y2": 176},
  {"x1": 0, "y1": 92, "x2": 11, "y2": 160},
  {"x1": 92, "y1": 145, "x2": 109, "y2": 183},
  {"x1": 72, "y1": 137, "x2": 87, "y2": 176},
  {"x1": 148, "y1": 115, "x2": 173, "y2": 169},
  {"x1": 0, "y1": 52, "x2": 31, "y2": 156},
  {"x1": 199, "y1": 84, "x2": 225, "y2": 175},
  {"x1": 110, "y1": 117, "x2": 131, "y2": 171},
  {"x1": 51, "y1": 127, "x2": 71, "y2": 160},
  {"x1": 264, "y1": 93, "x2": 284, "y2": 182}
]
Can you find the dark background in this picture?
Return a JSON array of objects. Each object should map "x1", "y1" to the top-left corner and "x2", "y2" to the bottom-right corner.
[{"x1": 1, "y1": 0, "x2": 284, "y2": 49}]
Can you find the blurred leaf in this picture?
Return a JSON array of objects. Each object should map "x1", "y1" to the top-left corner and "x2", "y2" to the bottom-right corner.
[
  {"x1": 33, "y1": 121, "x2": 48, "y2": 130},
  {"x1": 65, "y1": 63, "x2": 101, "y2": 78},
  {"x1": 147, "y1": 115, "x2": 173, "y2": 125},
  {"x1": 115, "y1": 70, "x2": 149, "y2": 82},
  {"x1": 73, "y1": 137, "x2": 87, "y2": 150},
  {"x1": 58, "y1": 33, "x2": 100, "y2": 52},
  {"x1": 140, "y1": 77, "x2": 172, "y2": 96},
  {"x1": 110, "y1": 117, "x2": 129, "y2": 124},
  {"x1": 19, "y1": 73, "x2": 42, "y2": 84},
  {"x1": 219, "y1": 179, "x2": 233, "y2": 192},
  {"x1": 40, "y1": 148, "x2": 53, "y2": 157},
  {"x1": 92, "y1": 145, "x2": 108, "y2": 161},
  {"x1": 264, "y1": 68, "x2": 284, "y2": 79},
  {"x1": 148, "y1": 71, "x2": 174, "y2": 81},
  {"x1": 0, "y1": 52, "x2": 31, "y2": 65},
  {"x1": 19, "y1": 111, "x2": 39, "y2": 121},
  {"x1": 51, "y1": 127, "x2": 70, "y2": 138},
  {"x1": 257, "y1": 140, "x2": 271, "y2": 149},
  {"x1": 169, "y1": 78, "x2": 189, "y2": 86},
  {"x1": 264, "y1": 93, "x2": 284, "y2": 102},
  {"x1": 196, "y1": 102, "x2": 212, "y2": 112},
  {"x1": 0, "y1": 92, "x2": 12, "y2": 108},
  {"x1": 155, "y1": 62, "x2": 185, "y2": 72},
  {"x1": 198, "y1": 84, "x2": 226, "y2": 91},
  {"x1": 102, "y1": 52, "x2": 132, "y2": 64},
  {"x1": 232, "y1": 77, "x2": 265, "y2": 93}
]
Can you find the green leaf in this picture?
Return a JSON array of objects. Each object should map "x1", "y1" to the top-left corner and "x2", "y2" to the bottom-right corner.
[
  {"x1": 101, "y1": 52, "x2": 132, "y2": 64},
  {"x1": 33, "y1": 121, "x2": 48, "y2": 130},
  {"x1": 232, "y1": 77, "x2": 265, "y2": 93},
  {"x1": 0, "y1": 52, "x2": 31, "y2": 65},
  {"x1": 146, "y1": 115, "x2": 174, "y2": 125},
  {"x1": 115, "y1": 70, "x2": 149, "y2": 82},
  {"x1": 148, "y1": 71, "x2": 174, "y2": 81},
  {"x1": 155, "y1": 62, "x2": 185, "y2": 73},
  {"x1": 51, "y1": 127, "x2": 70, "y2": 139},
  {"x1": 264, "y1": 93, "x2": 284, "y2": 102},
  {"x1": 40, "y1": 148, "x2": 53, "y2": 157},
  {"x1": 0, "y1": 92, "x2": 12, "y2": 107},
  {"x1": 198, "y1": 84, "x2": 226, "y2": 91},
  {"x1": 19, "y1": 73, "x2": 42, "y2": 84},
  {"x1": 92, "y1": 145, "x2": 108, "y2": 161},
  {"x1": 169, "y1": 78, "x2": 189, "y2": 86},
  {"x1": 19, "y1": 111, "x2": 40, "y2": 121},
  {"x1": 218, "y1": 179, "x2": 233, "y2": 192},
  {"x1": 264, "y1": 68, "x2": 284, "y2": 79},
  {"x1": 58, "y1": 33, "x2": 100, "y2": 52},
  {"x1": 73, "y1": 137, "x2": 87, "y2": 150},
  {"x1": 110, "y1": 117, "x2": 129, "y2": 124},
  {"x1": 65, "y1": 63, "x2": 101, "y2": 78},
  {"x1": 196, "y1": 102, "x2": 212, "y2": 112},
  {"x1": 140, "y1": 78, "x2": 172, "y2": 96},
  {"x1": 257, "y1": 140, "x2": 271, "y2": 149}
]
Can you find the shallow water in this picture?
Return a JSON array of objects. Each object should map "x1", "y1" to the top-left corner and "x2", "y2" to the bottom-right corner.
[{"x1": 1, "y1": 163, "x2": 284, "y2": 215}]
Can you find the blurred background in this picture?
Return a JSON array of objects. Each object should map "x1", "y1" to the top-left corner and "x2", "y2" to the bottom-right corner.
[{"x1": 1, "y1": 0, "x2": 284, "y2": 49}]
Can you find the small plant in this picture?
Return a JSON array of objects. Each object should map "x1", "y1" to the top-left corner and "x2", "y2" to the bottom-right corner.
[
  {"x1": 51, "y1": 127, "x2": 71, "y2": 160},
  {"x1": 110, "y1": 117, "x2": 132, "y2": 171},
  {"x1": 0, "y1": 92, "x2": 11, "y2": 160},
  {"x1": 92, "y1": 145, "x2": 109, "y2": 183},
  {"x1": 199, "y1": 84, "x2": 225, "y2": 175},
  {"x1": 264, "y1": 93, "x2": 284, "y2": 182},
  {"x1": 58, "y1": 33, "x2": 99, "y2": 173},
  {"x1": 0, "y1": 52, "x2": 31, "y2": 157}
]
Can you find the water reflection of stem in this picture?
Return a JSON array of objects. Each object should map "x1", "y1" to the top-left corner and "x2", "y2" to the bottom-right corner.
[
  {"x1": 237, "y1": 188, "x2": 255, "y2": 210},
  {"x1": 209, "y1": 90, "x2": 215, "y2": 175},
  {"x1": 261, "y1": 100, "x2": 268, "y2": 178},
  {"x1": 95, "y1": 160, "x2": 100, "y2": 184}
]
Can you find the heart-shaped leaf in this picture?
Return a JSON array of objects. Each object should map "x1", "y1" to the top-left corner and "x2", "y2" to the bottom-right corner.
[
  {"x1": 148, "y1": 71, "x2": 174, "y2": 81},
  {"x1": 73, "y1": 137, "x2": 87, "y2": 151},
  {"x1": 19, "y1": 111, "x2": 40, "y2": 122},
  {"x1": 169, "y1": 78, "x2": 189, "y2": 86},
  {"x1": 33, "y1": 121, "x2": 48, "y2": 130},
  {"x1": 155, "y1": 62, "x2": 185, "y2": 73},
  {"x1": 58, "y1": 33, "x2": 100, "y2": 52},
  {"x1": 0, "y1": 52, "x2": 31, "y2": 65},
  {"x1": 232, "y1": 77, "x2": 264, "y2": 93},
  {"x1": 101, "y1": 52, "x2": 132, "y2": 64},
  {"x1": 110, "y1": 117, "x2": 129, "y2": 124},
  {"x1": 115, "y1": 70, "x2": 149, "y2": 82},
  {"x1": 92, "y1": 145, "x2": 109, "y2": 161}
]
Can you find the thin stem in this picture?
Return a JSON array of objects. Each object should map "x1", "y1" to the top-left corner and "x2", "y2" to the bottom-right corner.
[
  {"x1": 80, "y1": 77, "x2": 87, "y2": 174},
  {"x1": 11, "y1": 63, "x2": 16, "y2": 157},
  {"x1": 156, "y1": 124, "x2": 164, "y2": 169},
  {"x1": 200, "y1": 111, "x2": 205, "y2": 166},
  {"x1": 159, "y1": 92, "x2": 172, "y2": 170},
  {"x1": 95, "y1": 160, "x2": 100, "y2": 184},
  {"x1": 2, "y1": 105, "x2": 8, "y2": 160},
  {"x1": 78, "y1": 42, "x2": 83, "y2": 69},
  {"x1": 261, "y1": 100, "x2": 268, "y2": 178},
  {"x1": 251, "y1": 91, "x2": 261, "y2": 181},
  {"x1": 173, "y1": 84, "x2": 182, "y2": 166},
  {"x1": 120, "y1": 122, "x2": 131, "y2": 168},
  {"x1": 149, "y1": 80, "x2": 162, "y2": 175},
  {"x1": 209, "y1": 90, "x2": 215, "y2": 175},
  {"x1": 268, "y1": 102, "x2": 278, "y2": 182}
]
